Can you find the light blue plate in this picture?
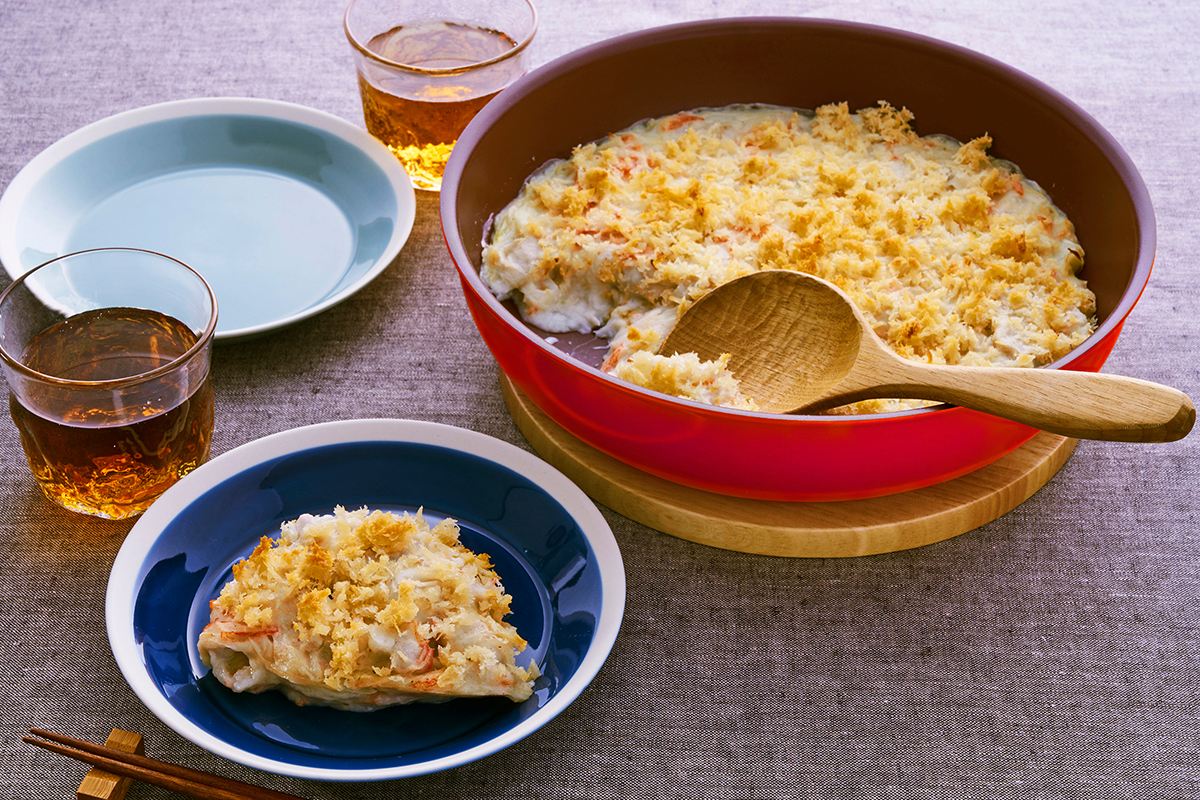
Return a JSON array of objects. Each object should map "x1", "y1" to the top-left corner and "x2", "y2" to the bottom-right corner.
[
  {"x1": 0, "y1": 98, "x2": 415, "y2": 341},
  {"x1": 106, "y1": 419, "x2": 625, "y2": 781}
]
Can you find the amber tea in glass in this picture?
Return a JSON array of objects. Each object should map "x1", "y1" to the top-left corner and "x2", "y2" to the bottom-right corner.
[
  {"x1": 0, "y1": 248, "x2": 217, "y2": 520},
  {"x1": 345, "y1": 0, "x2": 537, "y2": 191}
]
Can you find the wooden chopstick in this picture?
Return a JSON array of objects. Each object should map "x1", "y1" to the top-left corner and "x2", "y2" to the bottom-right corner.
[{"x1": 25, "y1": 729, "x2": 307, "y2": 800}]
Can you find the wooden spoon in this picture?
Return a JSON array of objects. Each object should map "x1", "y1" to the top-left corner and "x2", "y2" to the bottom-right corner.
[{"x1": 661, "y1": 270, "x2": 1195, "y2": 443}]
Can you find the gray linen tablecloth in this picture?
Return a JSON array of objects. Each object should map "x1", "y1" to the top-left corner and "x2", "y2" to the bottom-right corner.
[{"x1": 1, "y1": 1, "x2": 1197, "y2": 797}]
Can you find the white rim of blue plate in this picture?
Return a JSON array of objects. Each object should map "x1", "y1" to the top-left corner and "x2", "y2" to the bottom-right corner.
[
  {"x1": 105, "y1": 418, "x2": 625, "y2": 781},
  {"x1": 0, "y1": 97, "x2": 416, "y2": 341}
]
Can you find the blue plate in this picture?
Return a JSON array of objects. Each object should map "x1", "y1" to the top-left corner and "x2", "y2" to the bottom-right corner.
[
  {"x1": 0, "y1": 98, "x2": 415, "y2": 341},
  {"x1": 106, "y1": 420, "x2": 625, "y2": 781}
]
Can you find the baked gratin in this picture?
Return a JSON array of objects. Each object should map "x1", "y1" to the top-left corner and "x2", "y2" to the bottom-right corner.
[
  {"x1": 482, "y1": 102, "x2": 1097, "y2": 413},
  {"x1": 198, "y1": 506, "x2": 540, "y2": 711}
]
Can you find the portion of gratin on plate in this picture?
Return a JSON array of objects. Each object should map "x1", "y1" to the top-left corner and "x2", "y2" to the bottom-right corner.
[
  {"x1": 482, "y1": 101, "x2": 1097, "y2": 413},
  {"x1": 198, "y1": 506, "x2": 540, "y2": 711}
]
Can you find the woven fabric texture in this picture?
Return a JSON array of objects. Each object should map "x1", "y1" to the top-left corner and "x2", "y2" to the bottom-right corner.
[{"x1": 1, "y1": 1, "x2": 1197, "y2": 798}]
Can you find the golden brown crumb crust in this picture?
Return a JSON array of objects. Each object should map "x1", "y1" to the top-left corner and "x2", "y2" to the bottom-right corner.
[
  {"x1": 198, "y1": 506, "x2": 539, "y2": 710},
  {"x1": 483, "y1": 102, "x2": 1096, "y2": 413}
]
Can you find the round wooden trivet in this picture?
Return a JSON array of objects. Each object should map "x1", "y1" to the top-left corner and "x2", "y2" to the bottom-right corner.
[{"x1": 499, "y1": 374, "x2": 1078, "y2": 557}]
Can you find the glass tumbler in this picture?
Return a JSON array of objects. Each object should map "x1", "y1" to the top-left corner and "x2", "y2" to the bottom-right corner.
[
  {"x1": 0, "y1": 248, "x2": 218, "y2": 519},
  {"x1": 345, "y1": 0, "x2": 538, "y2": 191}
]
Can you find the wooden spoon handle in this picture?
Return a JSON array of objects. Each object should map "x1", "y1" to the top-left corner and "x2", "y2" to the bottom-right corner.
[{"x1": 827, "y1": 362, "x2": 1195, "y2": 442}]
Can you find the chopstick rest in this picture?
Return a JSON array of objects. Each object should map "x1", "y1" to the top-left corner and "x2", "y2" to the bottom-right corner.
[
  {"x1": 76, "y1": 729, "x2": 144, "y2": 800},
  {"x1": 25, "y1": 729, "x2": 307, "y2": 800}
]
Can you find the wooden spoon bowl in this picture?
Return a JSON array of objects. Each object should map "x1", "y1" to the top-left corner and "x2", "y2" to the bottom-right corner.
[{"x1": 663, "y1": 270, "x2": 1194, "y2": 443}]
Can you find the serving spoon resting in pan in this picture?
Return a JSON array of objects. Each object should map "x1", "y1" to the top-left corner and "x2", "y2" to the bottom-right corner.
[{"x1": 660, "y1": 270, "x2": 1195, "y2": 442}]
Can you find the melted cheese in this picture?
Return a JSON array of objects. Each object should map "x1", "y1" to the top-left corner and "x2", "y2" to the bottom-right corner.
[{"x1": 483, "y1": 102, "x2": 1095, "y2": 413}]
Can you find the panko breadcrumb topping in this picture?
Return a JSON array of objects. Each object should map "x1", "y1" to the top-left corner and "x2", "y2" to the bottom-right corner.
[
  {"x1": 198, "y1": 506, "x2": 540, "y2": 711},
  {"x1": 613, "y1": 351, "x2": 757, "y2": 410},
  {"x1": 482, "y1": 102, "x2": 1096, "y2": 413}
]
